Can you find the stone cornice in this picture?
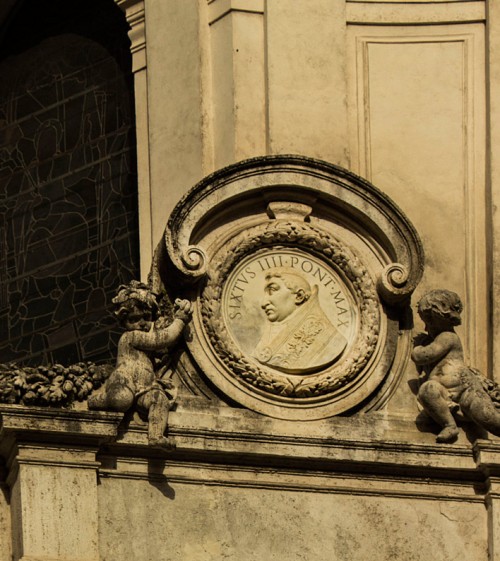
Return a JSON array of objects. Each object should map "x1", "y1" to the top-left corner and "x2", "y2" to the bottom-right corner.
[
  {"x1": 120, "y1": 402, "x2": 480, "y2": 475},
  {"x1": 0, "y1": 405, "x2": 122, "y2": 445},
  {"x1": 474, "y1": 440, "x2": 500, "y2": 476},
  {"x1": 207, "y1": 0, "x2": 264, "y2": 25},
  {"x1": 0, "y1": 403, "x2": 497, "y2": 494},
  {"x1": 115, "y1": 0, "x2": 146, "y2": 72}
]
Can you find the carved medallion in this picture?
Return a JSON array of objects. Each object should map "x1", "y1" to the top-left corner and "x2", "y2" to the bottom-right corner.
[
  {"x1": 158, "y1": 155, "x2": 424, "y2": 419},
  {"x1": 200, "y1": 218, "x2": 382, "y2": 418},
  {"x1": 223, "y1": 249, "x2": 354, "y2": 374}
]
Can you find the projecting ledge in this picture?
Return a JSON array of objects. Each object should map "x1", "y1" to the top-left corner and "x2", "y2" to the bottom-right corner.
[
  {"x1": 0, "y1": 403, "x2": 498, "y2": 478},
  {"x1": 0, "y1": 404, "x2": 122, "y2": 442},
  {"x1": 95, "y1": 398, "x2": 489, "y2": 478}
]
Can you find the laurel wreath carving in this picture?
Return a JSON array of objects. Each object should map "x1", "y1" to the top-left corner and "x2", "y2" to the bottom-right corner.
[{"x1": 200, "y1": 221, "x2": 380, "y2": 398}]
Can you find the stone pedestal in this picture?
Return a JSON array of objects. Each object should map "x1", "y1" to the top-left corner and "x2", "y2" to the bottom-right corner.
[{"x1": 0, "y1": 408, "x2": 121, "y2": 561}]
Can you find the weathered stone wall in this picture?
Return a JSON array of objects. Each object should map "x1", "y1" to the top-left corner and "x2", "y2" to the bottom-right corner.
[
  {"x1": 98, "y1": 480, "x2": 486, "y2": 561},
  {"x1": 0, "y1": 468, "x2": 10, "y2": 561},
  {"x1": 131, "y1": 2, "x2": 491, "y2": 382},
  {"x1": 1, "y1": 0, "x2": 499, "y2": 560},
  {"x1": 0, "y1": 405, "x2": 495, "y2": 561}
]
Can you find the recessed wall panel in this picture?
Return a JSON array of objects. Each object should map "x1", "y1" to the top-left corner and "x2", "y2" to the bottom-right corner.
[{"x1": 348, "y1": 26, "x2": 486, "y2": 369}]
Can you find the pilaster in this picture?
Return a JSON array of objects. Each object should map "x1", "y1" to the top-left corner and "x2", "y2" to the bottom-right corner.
[
  {"x1": 115, "y1": 0, "x2": 153, "y2": 280},
  {"x1": 208, "y1": 0, "x2": 267, "y2": 169},
  {"x1": 487, "y1": 0, "x2": 500, "y2": 382},
  {"x1": 474, "y1": 440, "x2": 500, "y2": 561},
  {"x1": 266, "y1": 0, "x2": 349, "y2": 166},
  {"x1": 0, "y1": 407, "x2": 122, "y2": 561},
  {"x1": 0, "y1": 461, "x2": 10, "y2": 561}
]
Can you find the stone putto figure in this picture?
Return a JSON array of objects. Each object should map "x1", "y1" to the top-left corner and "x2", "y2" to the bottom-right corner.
[
  {"x1": 88, "y1": 281, "x2": 192, "y2": 450},
  {"x1": 411, "y1": 289, "x2": 500, "y2": 443}
]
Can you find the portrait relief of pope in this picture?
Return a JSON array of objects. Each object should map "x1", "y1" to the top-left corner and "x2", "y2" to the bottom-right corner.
[{"x1": 254, "y1": 268, "x2": 347, "y2": 373}]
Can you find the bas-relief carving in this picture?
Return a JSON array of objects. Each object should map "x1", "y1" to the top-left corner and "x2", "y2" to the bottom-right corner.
[
  {"x1": 162, "y1": 156, "x2": 425, "y2": 419},
  {"x1": 0, "y1": 361, "x2": 112, "y2": 407},
  {"x1": 224, "y1": 238, "x2": 351, "y2": 374},
  {"x1": 412, "y1": 289, "x2": 500, "y2": 443},
  {"x1": 253, "y1": 267, "x2": 347, "y2": 373},
  {"x1": 88, "y1": 281, "x2": 191, "y2": 450},
  {"x1": 203, "y1": 222, "x2": 380, "y2": 407}
]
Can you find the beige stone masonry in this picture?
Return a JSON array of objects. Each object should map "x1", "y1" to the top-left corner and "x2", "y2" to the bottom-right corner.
[
  {"x1": 209, "y1": 0, "x2": 266, "y2": 169},
  {"x1": 0, "y1": 408, "x2": 122, "y2": 561},
  {"x1": 487, "y1": 0, "x2": 500, "y2": 378},
  {"x1": 112, "y1": 0, "x2": 494, "y2": 377},
  {"x1": 474, "y1": 441, "x2": 500, "y2": 561},
  {"x1": 0, "y1": 404, "x2": 497, "y2": 560},
  {"x1": 347, "y1": 21, "x2": 488, "y2": 372},
  {"x1": 266, "y1": 0, "x2": 349, "y2": 166},
  {"x1": 144, "y1": 0, "x2": 212, "y2": 248},
  {"x1": 0, "y1": 463, "x2": 10, "y2": 561},
  {"x1": 346, "y1": 1, "x2": 485, "y2": 24}
]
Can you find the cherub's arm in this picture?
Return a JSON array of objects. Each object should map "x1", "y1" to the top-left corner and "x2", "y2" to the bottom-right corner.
[
  {"x1": 128, "y1": 299, "x2": 192, "y2": 353},
  {"x1": 129, "y1": 318, "x2": 187, "y2": 352},
  {"x1": 411, "y1": 332, "x2": 457, "y2": 365}
]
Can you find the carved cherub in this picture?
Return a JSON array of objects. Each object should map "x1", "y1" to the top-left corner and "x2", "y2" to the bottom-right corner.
[
  {"x1": 88, "y1": 281, "x2": 191, "y2": 450},
  {"x1": 411, "y1": 289, "x2": 500, "y2": 443}
]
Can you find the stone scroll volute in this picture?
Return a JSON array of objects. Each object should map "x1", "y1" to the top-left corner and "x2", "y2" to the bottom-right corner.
[{"x1": 156, "y1": 156, "x2": 424, "y2": 420}]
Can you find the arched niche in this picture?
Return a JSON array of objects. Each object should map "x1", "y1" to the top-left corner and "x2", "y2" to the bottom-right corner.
[{"x1": 0, "y1": 0, "x2": 140, "y2": 365}]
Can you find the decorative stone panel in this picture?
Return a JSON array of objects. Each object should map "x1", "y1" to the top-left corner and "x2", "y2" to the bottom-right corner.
[{"x1": 153, "y1": 155, "x2": 424, "y2": 419}]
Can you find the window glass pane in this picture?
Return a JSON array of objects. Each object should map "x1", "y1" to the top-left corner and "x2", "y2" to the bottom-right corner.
[{"x1": 0, "y1": 3, "x2": 139, "y2": 365}]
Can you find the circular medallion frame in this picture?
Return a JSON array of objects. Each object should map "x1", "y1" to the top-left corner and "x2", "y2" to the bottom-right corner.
[{"x1": 198, "y1": 219, "x2": 385, "y2": 419}]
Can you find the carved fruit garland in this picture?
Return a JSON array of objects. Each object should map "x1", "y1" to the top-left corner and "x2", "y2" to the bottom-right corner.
[{"x1": 0, "y1": 362, "x2": 112, "y2": 407}]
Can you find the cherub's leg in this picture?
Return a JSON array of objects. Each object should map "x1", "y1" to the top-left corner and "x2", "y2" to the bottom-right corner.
[
  {"x1": 141, "y1": 389, "x2": 175, "y2": 450},
  {"x1": 88, "y1": 377, "x2": 134, "y2": 413},
  {"x1": 106, "y1": 382, "x2": 134, "y2": 412},
  {"x1": 460, "y1": 389, "x2": 500, "y2": 437},
  {"x1": 88, "y1": 387, "x2": 107, "y2": 410},
  {"x1": 418, "y1": 380, "x2": 459, "y2": 443}
]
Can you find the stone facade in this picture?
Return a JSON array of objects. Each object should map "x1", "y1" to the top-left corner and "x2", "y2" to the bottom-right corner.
[{"x1": 1, "y1": 1, "x2": 500, "y2": 560}]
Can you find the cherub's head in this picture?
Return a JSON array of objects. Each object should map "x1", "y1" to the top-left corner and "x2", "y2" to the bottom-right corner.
[
  {"x1": 417, "y1": 289, "x2": 463, "y2": 331},
  {"x1": 112, "y1": 281, "x2": 159, "y2": 332}
]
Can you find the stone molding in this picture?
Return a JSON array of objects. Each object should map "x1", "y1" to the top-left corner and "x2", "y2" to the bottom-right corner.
[
  {"x1": 474, "y1": 440, "x2": 500, "y2": 561},
  {"x1": 0, "y1": 405, "x2": 121, "y2": 436},
  {"x1": 207, "y1": 0, "x2": 264, "y2": 25},
  {"x1": 0, "y1": 404, "x2": 495, "y2": 497},
  {"x1": 346, "y1": 1, "x2": 485, "y2": 24},
  {"x1": 164, "y1": 156, "x2": 424, "y2": 299},
  {"x1": 0, "y1": 405, "x2": 481, "y2": 466},
  {"x1": 115, "y1": 0, "x2": 146, "y2": 72},
  {"x1": 115, "y1": 0, "x2": 153, "y2": 278},
  {"x1": 2, "y1": 405, "x2": 499, "y2": 561}
]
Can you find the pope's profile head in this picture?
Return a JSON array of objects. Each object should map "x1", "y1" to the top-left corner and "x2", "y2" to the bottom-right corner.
[{"x1": 261, "y1": 269, "x2": 311, "y2": 322}]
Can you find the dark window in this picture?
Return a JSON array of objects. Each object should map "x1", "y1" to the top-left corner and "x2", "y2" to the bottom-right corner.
[{"x1": 0, "y1": 0, "x2": 140, "y2": 365}]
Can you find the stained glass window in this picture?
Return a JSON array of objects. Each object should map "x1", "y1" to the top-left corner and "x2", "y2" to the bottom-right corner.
[{"x1": 0, "y1": 0, "x2": 139, "y2": 365}]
